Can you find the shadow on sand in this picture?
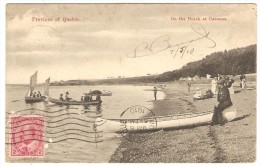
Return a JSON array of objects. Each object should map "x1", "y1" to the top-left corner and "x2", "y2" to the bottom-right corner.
[{"x1": 231, "y1": 114, "x2": 251, "y2": 122}]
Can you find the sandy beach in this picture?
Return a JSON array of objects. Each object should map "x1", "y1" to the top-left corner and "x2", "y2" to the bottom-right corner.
[{"x1": 110, "y1": 81, "x2": 256, "y2": 163}]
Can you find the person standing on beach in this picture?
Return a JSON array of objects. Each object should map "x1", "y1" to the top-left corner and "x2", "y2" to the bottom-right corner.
[
  {"x1": 211, "y1": 79, "x2": 232, "y2": 126},
  {"x1": 211, "y1": 77, "x2": 218, "y2": 95},
  {"x1": 187, "y1": 82, "x2": 191, "y2": 92},
  {"x1": 240, "y1": 74, "x2": 246, "y2": 90},
  {"x1": 154, "y1": 87, "x2": 157, "y2": 100}
]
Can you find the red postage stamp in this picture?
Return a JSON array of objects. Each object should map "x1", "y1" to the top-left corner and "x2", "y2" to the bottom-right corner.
[{"x1": 10, "y1": 116, "x2": 44, "y2": 158}]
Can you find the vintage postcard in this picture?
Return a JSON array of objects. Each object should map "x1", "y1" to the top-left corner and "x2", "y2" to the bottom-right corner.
[{"x1": 5, "y1": 3, "x2": 256, "y2": 163}]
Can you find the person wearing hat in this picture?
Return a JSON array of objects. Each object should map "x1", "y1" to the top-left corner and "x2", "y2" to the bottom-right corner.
[
  {"x1": 211, "y1": 79, "x2": 233, "y2": 125},
  {"x1": 83, "y1": 93, "x2": 90, "y2": 102}
]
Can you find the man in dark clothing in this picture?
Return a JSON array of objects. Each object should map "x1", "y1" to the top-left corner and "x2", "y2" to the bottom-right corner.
[
  {"x1": 154, "y1": 87, "x2": 157, "y2": 100},
  {"x1": 96, "y1": 94, "x2": 101, "y2": 101},
  {"x1": 211, "y1": 79, "x2": 233, "y2": 125},
  {"x1": 84, "y1": 93, "x2": 90, "y2": 102}
]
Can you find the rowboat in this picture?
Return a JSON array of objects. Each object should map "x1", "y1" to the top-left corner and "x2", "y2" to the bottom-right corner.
[
  {"x1": 49, "y1": 98, "x2": 102, "y2": 105},
  {"x1": 89, "y1": 90, "x2": 112, "y2": 96},
  {"x1": 25, "y1": 71, "x2": 50, "y2": 103},
  {"x1": 90, "y1": 92, "x2": 112, "y2": 96},
  {"x1": 101, "y1": 92, "x2": 112, "y2": 96},
  {"x1": 95, "y1": 106, "x2": 237, "y2": 133}
]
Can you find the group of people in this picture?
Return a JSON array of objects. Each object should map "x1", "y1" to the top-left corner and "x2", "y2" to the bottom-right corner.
[
  {"x1": 58, "y1": 91, "x2": 101, "y2": 102},
  {"x1": 192, "y1": 74, "x2": 237, "y2": 125},
  {"x1": 59, "y1": 92, "x2": 72, "y2": 101},
  {"x1": 31, "y1": 91, "x2": 42, "y2": 98},
  {"x1": 193, "y1": 87, "x2": 214, "y2": 100}
]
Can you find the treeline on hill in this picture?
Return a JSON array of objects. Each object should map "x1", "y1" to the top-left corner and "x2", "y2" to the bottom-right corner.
[
  {"x1": 157, "y1": 44, "x2": 256, "y2": 82},
  {"x1": 52, "y1": 44, "x2": 256, "y2": 85}
]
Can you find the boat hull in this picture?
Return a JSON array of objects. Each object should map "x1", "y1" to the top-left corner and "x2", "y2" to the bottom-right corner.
[
  {"x1": 95, "y1": 106, "x2": 237, "y2": 133},
  {"x1": 49, "y1": 98, "x2": 102, "y2": 105},
  {"x1": 25, "y1": 96, "x2": 46, "y2": 103},
  {"x1": 101, "y1": 93, "x2": 112, "y2": 96},
  {"x1": 90, "y1": 93, "x2": 112, "y2": 96}
]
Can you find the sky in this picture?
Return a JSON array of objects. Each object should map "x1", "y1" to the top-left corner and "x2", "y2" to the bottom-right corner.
[{"x1": 6, "y1": 4, "x2": 256, "y2": 84}]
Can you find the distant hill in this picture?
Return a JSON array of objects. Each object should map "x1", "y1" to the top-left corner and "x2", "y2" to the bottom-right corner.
[
  {"x1": 157, "y1": 44, "x2": 256, "y2": 82},
  {"x1": 50, "y1": 44, "x2": 256, "y2": 85}
]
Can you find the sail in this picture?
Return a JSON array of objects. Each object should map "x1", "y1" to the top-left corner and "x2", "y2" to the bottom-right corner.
[
  {"x1": 44, "y1": 77, "x2": 50, "y2": 96},
  {"x1": 28, "y1": 71, "x2": 37, "y2": 96}
]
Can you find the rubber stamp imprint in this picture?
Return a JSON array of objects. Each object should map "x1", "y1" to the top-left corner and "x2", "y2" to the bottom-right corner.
[{"x1": 10, "y1": 116, "x2": 44, "y2": 158}]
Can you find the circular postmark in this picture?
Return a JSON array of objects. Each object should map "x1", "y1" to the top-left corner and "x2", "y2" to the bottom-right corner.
[{"x1": 119, "y1": 105, "x2": 158, "y2": 143}]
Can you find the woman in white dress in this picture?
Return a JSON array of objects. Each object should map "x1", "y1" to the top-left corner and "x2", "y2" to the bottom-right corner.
[
  {"x1": 228, "y1": 78, "x2": 235, "y2": 94},
  {"x1": 193, "y1": 87, "x2": 202, "y2": 99},
  {"x1": 211, "y1": 77, "x2": 218, "y2": 95}
]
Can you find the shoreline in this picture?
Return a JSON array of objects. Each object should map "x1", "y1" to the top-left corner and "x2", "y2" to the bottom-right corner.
[{"x1": 109, "y1": 82, "x2": 256, "y2": 163}]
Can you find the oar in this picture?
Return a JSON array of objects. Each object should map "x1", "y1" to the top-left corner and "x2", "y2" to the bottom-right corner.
[{"x1": 11, "y1": 99, "x2": 24, "y2": 102}]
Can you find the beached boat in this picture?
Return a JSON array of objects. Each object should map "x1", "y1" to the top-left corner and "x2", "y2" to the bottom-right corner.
[
  {"x1": 95, "y1": 106, "x2": 237, "y2": 133},
  {"x1": 25, "y1": 71, "x2": 50, "y2": 103},
  {"x1": 49, "y1": 98, "x2": 102, "y2": 105}
]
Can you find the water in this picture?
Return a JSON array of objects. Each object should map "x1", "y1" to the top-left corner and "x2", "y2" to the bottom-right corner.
[{"x1": 6, "y1": 85, "x2": 164, "y2": 162}]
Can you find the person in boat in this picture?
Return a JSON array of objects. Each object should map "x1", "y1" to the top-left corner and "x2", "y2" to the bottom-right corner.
[
  {"x1": 59, "y1": 94, "x2": 64, "y2": 101},
  {"x1": 211, "y1": 79, "x2": 233, "y2": 126},
  {"x1": 65, "y1": 92, "x2": 72, "y2": 101},
  {"x1": 37, "y1": 91, "x2": 42, "y2": 98},
  {"x1": 96, "y1": 94, "x2": 101, "y2": 101},
  {"x1": 83, "y1": 93, "x2": 90, "y2": 102},
  {"x1": 32, "y1": 92, "x2": 37, "y2": 98},
  {"x1": 81, "y1": 96, "x2": 84, "y2": 102},
  {"x1": 154, "y1": 87, "x2": 157, "y2": 100},
  {"x1": 193, "y1": 87, "x2": 202, "y2": 99}
]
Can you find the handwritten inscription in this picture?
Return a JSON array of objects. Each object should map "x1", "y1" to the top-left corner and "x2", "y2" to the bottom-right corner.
[{"x1": 127, "y1": 23, "x2": 216, "y2": 59}]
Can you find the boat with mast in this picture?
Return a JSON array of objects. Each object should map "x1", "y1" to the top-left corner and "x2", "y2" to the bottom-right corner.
[{"x1": 25, "y1": 71, "x2": 50, "y2": 103}]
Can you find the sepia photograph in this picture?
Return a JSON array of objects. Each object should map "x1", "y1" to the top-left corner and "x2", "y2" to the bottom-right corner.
[{"x1": 5, "y1": 3, "x2": 257, "y2": 163}]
